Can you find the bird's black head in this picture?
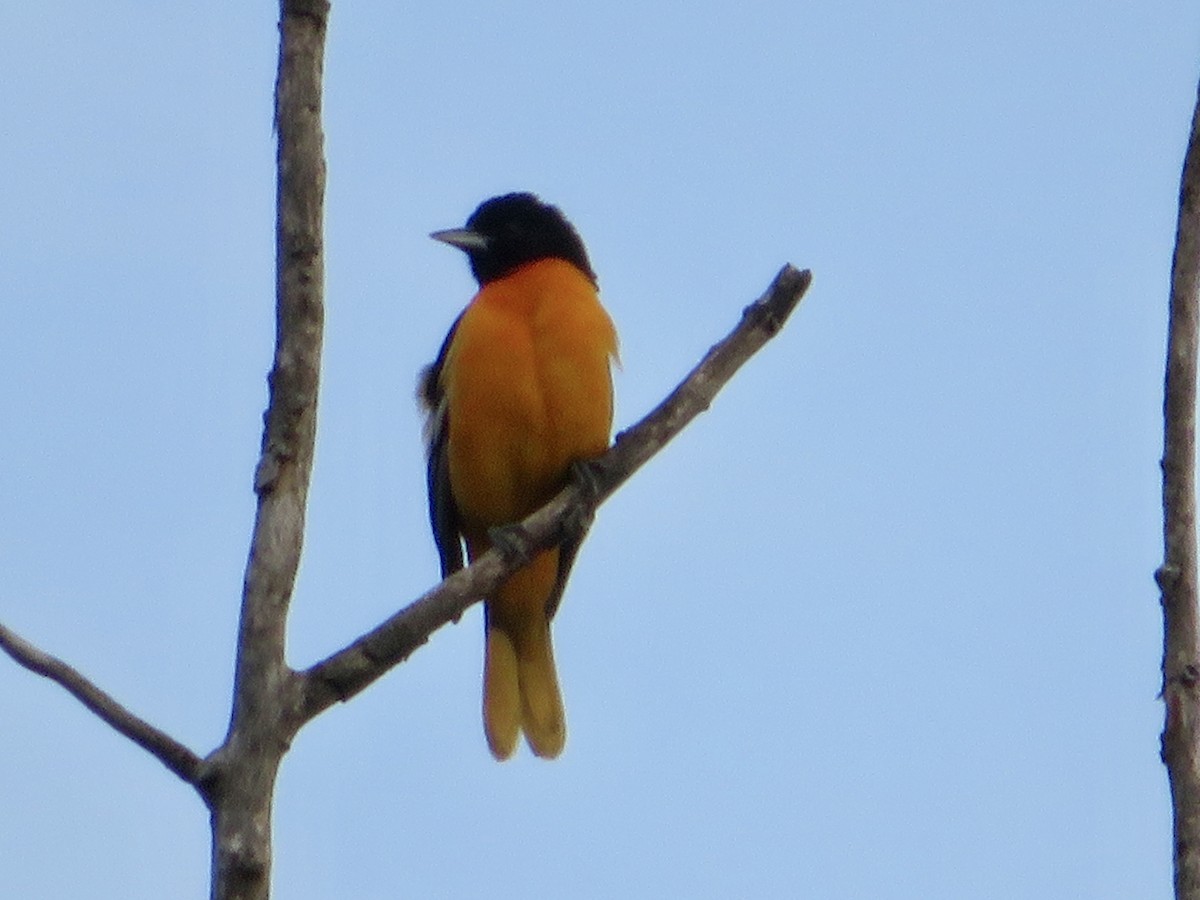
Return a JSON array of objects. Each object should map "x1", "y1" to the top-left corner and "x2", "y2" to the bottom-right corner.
[{"x1": 431, "y1": 192, "x2": 596, "y2": 286}]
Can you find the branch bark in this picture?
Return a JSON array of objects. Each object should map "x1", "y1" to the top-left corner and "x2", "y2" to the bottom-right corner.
[
  {"x1": 297, "y1": 265, "x2": 812, "y2": 723},
  {"x1": 1161, "y1": 75, "x2": 1200, "y2": 900}
]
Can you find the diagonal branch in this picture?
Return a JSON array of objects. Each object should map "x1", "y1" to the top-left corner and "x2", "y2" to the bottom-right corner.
[
  {"x1": 297, "y1": 263, "x2": 812, "y2": 724},
  {"x1": 1160, "y1": 75, "x2": 1200, "y2": 900},
  {"x1": 0, "y1": 621, "x2": 203, "y2": 785}
]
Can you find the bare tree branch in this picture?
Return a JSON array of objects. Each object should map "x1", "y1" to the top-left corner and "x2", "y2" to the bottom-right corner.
[
  {"x1": 2, "y1": 0, "x2": 816, "y2": 896},
  {"x1": 0, "y1": 622, "x2": 203, "y2": 785},
  {"x1": 204, "y1": 2, "x2": 329, "y2": 898},
  {"x1": 1160, "y1": 76, "x2": 1200, "y2": 900},
  {"x1": 298, "y1": 264, "x2": 813, "y2": 723}
]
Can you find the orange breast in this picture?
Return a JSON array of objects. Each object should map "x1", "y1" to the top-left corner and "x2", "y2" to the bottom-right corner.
[{"x1": 441, "y1": 259, "x2": 617, "y2": 533}]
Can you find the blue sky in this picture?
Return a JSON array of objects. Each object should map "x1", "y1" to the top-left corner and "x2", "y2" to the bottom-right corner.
[{"x1": 1, "y1": 2, "x2": 1196, "y2": 897}]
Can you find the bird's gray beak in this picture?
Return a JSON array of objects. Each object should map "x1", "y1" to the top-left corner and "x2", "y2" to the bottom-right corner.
[{"x1": 430, "y1": 228, "x2": 489, "y2": 252}]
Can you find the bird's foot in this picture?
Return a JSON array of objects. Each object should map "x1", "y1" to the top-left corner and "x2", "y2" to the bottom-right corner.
[
  {"x1": 563, "y1": 458, "x2": 606, "y2": 538},
  {"x1": 487, "y1": 523, "x2": 535, "y2": 567},
  {"x1": 570, "y1": 458, "x2": 606, "y2": 503}
]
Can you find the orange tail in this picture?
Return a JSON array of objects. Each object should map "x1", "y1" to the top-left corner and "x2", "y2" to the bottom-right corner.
[
  {"x1": 483, "y1": 619, "x2": 565, "y2": 760},
  {"x1": 517, "y1": 617, "x2": 565, "y2": 758},
  {"x1": 482, "y1": 551, "x2": 566, "y2": 760},
  {"x1": 483, "y1": 625, "x2": 521, "y2": 759}
]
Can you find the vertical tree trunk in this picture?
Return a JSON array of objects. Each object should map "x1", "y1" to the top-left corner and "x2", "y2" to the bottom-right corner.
[
  {"x1": 207, "y1": 2, "x2": 328, "y2": 898},
  {"x1": 1162, "y1": 76, "x2": 1200, "y2": 900}
]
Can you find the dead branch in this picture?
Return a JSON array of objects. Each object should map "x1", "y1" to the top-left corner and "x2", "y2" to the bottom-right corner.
[
  {"x1": 202, "y1": 2, "x2": 329, "y2": 898},
  {"x1": 0, "y1": 5, "x2": 810, "y2": 896},
  {"x1": 0, "y1": 622, "x2": 203, "y2": 785},
  {"x1": 1160, "y1": 75, "x2": 1200, "y2": 900}
]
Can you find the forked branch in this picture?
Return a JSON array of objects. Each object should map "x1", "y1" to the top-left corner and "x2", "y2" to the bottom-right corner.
[
  {"x1": 0, "y1": 0, "x2": 811, "y2": 897},
  {"x1": 0, "y1": 264, "x2": 811, "y2": 779}
]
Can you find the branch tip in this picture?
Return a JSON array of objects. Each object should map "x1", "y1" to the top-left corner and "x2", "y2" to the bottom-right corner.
[{"x1": 0, "y1": 621, "x2": 203, "y2": 786}]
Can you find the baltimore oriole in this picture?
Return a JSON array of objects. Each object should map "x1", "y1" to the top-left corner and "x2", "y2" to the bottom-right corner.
[{"x1": 420, "y1": 193, "x2": 618, "y2": 760}]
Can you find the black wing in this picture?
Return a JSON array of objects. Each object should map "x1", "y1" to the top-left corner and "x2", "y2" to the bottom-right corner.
[
  {"x1": 419, "y1": 315, "x2": 465, "y2": 578},
  {"x1": 544, "y1": 529, "x2": 585, "y2": 621}
]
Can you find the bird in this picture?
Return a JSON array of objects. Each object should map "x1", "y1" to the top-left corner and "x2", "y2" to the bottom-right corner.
[{"x1": 419, "y1": 193, "x2": 618, "y2": 760}]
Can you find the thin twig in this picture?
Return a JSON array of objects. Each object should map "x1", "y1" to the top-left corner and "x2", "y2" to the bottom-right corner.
[
  {"x1": 298, "y1": 264, "x2": 812, "y2": 722},
  {"x1": 0, "y1": 621, "x2": 203, "y2": 785},
  {"x1": 1161, "y1": 76, "x2": 1200, "y2": 900}
]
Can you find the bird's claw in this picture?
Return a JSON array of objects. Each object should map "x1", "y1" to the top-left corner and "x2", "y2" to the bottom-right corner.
[
  {"x1": 563, "y1": 458, "x2": 605, "y2": 538},
  {"x1": 569, "y1": 457, "x2": 605, "y2": 505},
  {"x1": 488, "y1": 523, "x2": 535, "y2": 566}
]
